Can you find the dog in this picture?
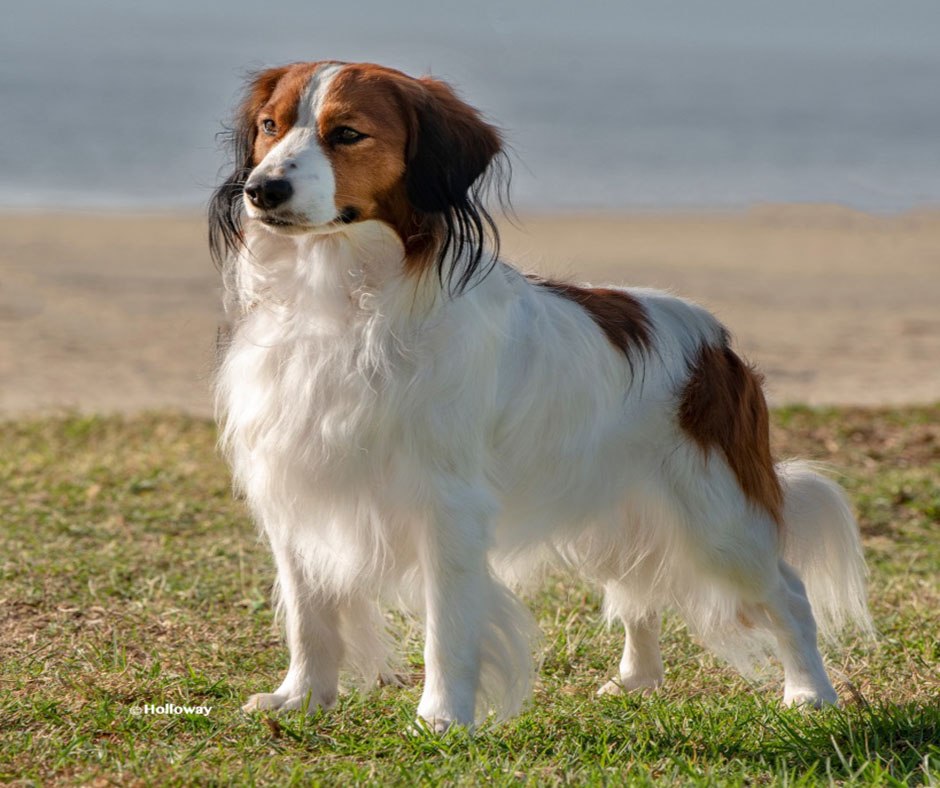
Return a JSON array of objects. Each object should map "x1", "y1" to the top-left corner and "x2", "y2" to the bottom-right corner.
[{"x1": 209, "y1": 61, "x2": 871, "y2": 731}]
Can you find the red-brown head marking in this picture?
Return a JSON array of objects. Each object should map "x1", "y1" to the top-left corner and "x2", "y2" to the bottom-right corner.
[{"x1": 209, "y1": 61, "x2": 507, "y2": 293}]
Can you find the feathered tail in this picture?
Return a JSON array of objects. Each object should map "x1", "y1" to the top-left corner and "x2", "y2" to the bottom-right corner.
[{"x1": 777, "y1": 460, "x2": 873, "y2": 640}]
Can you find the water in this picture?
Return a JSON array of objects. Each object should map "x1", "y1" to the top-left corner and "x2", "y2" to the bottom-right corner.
[{"x1": 1, "y1": 0, "x2": 938, "y2": 212}]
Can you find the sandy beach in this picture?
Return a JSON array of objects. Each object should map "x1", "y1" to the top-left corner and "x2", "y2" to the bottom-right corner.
[{"x1": 1, "y1": 206, "x2": 938, "y2": 416}]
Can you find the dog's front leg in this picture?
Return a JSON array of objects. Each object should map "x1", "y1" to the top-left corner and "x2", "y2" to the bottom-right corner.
[
  {"x1": 416, "y1": 495, "x2": 489, "y2": 733},
  {"x1": 243, "y1": 532, "x2": 342, "y2": 713}
]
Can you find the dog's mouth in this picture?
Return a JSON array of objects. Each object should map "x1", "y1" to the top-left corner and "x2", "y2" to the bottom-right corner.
[
  {"x1": 256, "y1": 206, "x2": 360, "y2": 232},
  {"x1": 259, "y1": 215, "x2": 297, "y2": 228}
]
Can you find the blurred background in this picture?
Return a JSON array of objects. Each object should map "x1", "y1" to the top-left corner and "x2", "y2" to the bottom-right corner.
[
  {"x1": 3, "y1": 0, "x2": 940, "y2": 212},
  {"x1": 1, "y1": 0, "x2": 938, "y2": 413}
]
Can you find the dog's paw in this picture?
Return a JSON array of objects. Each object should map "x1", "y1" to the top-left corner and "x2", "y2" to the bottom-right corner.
[
  {"x1": 597, "y1": 680, "x2": 623, "y2": 697},
  {"x1": 415, "y1": 716, "x2": 454, "y2": 735},
  {"x1": 242, "y1": 688, "x2": 336, "y2": 714},
  {"x1": 242, "y1": 692, "x2": 290, "y2": 712},
  {"x1": 597, "y1": 672, "x2": 663, "y2": 697},
  {"x1": 783, "y1": 687, "x2": 839, "y2": 709},
  {"x1": 410, "y1": 716, "x2": 474, "y2": 737},
  {"x1": 415, "y1": 690, "x2": 475, "y2": 734},
  {"x1": 377, "y1": 672, "x2": 409, "y2": 688}
]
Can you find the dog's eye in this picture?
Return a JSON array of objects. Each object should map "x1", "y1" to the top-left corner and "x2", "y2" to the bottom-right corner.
[
  {"x1": 261, "y1": 119, "x2": 277, "y2": 136},
  {"x1": 329, "y1": 126, "x2": 368, "y2": 146}
]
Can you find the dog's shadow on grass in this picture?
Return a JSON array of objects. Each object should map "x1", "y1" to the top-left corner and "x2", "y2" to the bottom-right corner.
[
  {"x1": 422, "y1": 696, "x2": 938, "y2": 783},
  {"x1": 262, "y1": 688, "x2": 939, "y2": 785},
  {"x1": 760, "y1": 700, "x2": 940, "y2": 781}
]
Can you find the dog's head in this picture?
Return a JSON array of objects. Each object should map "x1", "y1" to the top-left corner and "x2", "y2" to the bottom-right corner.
[{"x1": 209, "y1": 61, "x2": 507, "y2": 292}]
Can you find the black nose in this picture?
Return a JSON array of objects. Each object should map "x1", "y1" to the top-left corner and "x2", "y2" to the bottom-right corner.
[{"x1": 244, "y1": 178, "x2": 293, "y2": 210}]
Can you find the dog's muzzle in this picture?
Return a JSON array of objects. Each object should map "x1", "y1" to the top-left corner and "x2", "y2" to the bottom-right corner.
[{"x1": 244, "y1": 178, "x2": 293, "y2": 211}]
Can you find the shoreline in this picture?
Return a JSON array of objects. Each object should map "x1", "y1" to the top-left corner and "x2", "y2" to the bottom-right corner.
[{"x1": 1, "y1": 207, "x2": 938, "y2": 416}]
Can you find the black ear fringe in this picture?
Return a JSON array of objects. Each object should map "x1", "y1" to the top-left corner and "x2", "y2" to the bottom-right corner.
[
  {"x1": 208, "y1": 105, "x2": 255, "y2": 271},
  {"x1": 435, "y1": 150, "x2": 513, "y2": 297}
]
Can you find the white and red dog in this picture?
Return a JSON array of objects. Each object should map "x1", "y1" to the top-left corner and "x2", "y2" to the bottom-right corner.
[{"x1": 209, "y1": 61, "x2": 870, "y2": 731}]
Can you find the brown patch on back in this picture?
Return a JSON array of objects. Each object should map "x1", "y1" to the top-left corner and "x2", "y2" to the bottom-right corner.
[
  {"x1": 679, "y1": 341, "x2": 784, "y2": 528},
  {"x1": 533, "y1": 278, "x2": 653, "y2": 360}
]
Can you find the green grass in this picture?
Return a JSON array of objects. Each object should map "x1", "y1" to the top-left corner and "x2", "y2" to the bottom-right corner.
[{"x1": 1, "y1": 407, "x2": 937, "y2": 787}]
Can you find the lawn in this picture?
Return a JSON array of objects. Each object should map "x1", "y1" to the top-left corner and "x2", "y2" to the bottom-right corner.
[{"x1": 1, "y1": 406, "x2": 937, "y2": 787}]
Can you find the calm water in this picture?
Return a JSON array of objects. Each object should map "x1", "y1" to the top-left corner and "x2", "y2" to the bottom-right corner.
[{"x1": 1, "y1": 0, "x2": 938, "y2": 212}]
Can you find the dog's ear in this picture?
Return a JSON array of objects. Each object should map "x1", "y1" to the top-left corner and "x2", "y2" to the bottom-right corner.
[
  {"x1": 402, "y1": 78, "x2": 507, "y2": 294},
  {"x1": 209, "y1": 67, "x2": 288, "y2": 269},
  {"x1": 405, "y1": 78, "x2": 502, "y2": 214}
]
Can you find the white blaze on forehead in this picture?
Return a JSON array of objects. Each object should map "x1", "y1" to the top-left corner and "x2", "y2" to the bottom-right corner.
[
  {"x1": 256, "y1": 63, "x2": 344, "y2": 166},
  {"x1": 296, "y1": 62, "x2": 344, "y2": 128},
  {"x1": 247, "y1": 63, "x2": 346, "y2": 226}
]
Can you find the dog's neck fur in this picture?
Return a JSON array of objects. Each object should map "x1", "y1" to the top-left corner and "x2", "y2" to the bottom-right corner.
[
  {"x1": 228, "y1": 222, "x2": 439, "y2": 333},
  {"x1": 216, "y1": 220, "x2": 487, "y2": 479}
]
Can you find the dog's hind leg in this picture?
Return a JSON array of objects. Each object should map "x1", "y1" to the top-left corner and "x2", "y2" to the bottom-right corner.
[
  {"x1": 758, "y1": 560, "x2": 838, "y2": 708},
  {"x1": 669, "y1": 448, "x2": 839, "y2": 708},
  {"x1": 597, "y1": 607, "x2": 664, "y2": 696}
]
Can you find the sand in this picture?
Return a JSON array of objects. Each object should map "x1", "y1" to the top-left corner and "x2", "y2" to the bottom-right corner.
[{"x1": 1, "y1": 206, "x2": 938, "y2": 416}]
